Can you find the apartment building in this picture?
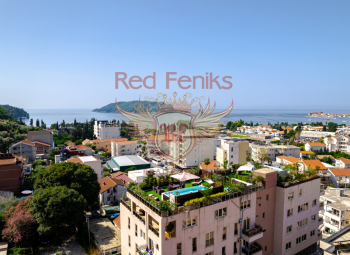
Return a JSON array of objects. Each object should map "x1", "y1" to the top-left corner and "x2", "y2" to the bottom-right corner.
[
  {"x1": 335, "y1": 158, "x2": 350, "y2": 168},
  {"x1": 305, "y1": 142, "x2": 326, "y2": 152},
  {"x1": 250, "y1": 144, "x2": 300, "y2": 162},
  {"x1": 94, "y1": 120, "x2": 121, "y2": 139},
  {"x1": 319, "y1": 188, "x2": 350, "y2": 235},
  {"x1": 27, "y1": 130, "x2": 53, "y2": 146},
  {"x1": 98, "y1": 176, "x2": 127, "y2": 205},
  {"x1": 83, "y1": 138, "x2": 127, "y2": 152},
  {"x1": 328, "y1": 168, "x2": 350, "y2": 188},
  {"x1": 325, "y1": 135, "x2": 350, "y2": 154},
  {"x1": 320, "y1": 221, "x2": 350, "y2": 254},
  {"x1": 273, "y1": 177, "x2": 322, "y2": 255},
  {"x1": 66, "y1": 155, "x2": 103, "y2": 180},
  {"x1": 0, "y1": 154, "x2": 24, "y2": 194},
  {"x1": 111, "y1": 140, "x2": 137, "y2": 157},
  {"x1": 121, "y1": 184, "x2": 263, "y2": 255},
  {"x1": 171, "y1": 135, "x2": 214, "y2": 168},
  {"x1": 216, "y1": 138, "x2": 249, "y2": 166},
  {"x1": 9, "y1": 140, "x2": 36, "y2": 160}
]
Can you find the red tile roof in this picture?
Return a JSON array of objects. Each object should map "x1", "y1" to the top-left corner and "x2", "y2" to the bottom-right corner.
[
  {"x1": 329, "y1": 168, "x2": 350, "y2": 177},
  {"x1": 337, "y1": 158, "x2": 350, "y2": 164},
  {"x1": 98, "y1": 176, "x2": 124, "y2": 193},
  {"x1": 12, "y1": 140, "x2": 35, "y2": 147},
  {"x1": 113, "y1": 215, "x2": 121, "y2": 229},
  {"x1": 307, "y1": 142, "x2": 326, "y2": 147},
  {"x1": 302, "y1": 159, "x2": 327, "y2": 170},
  {"x1": 113, "y1": 175, "x2": 133, "y2": 184},
  {"x1": 33, "y1": 141, "x2": 51, "y2": 146}
]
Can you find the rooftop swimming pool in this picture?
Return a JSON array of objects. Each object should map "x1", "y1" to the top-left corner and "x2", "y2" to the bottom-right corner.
[{"x1": 163, "y1": 185, "x2": 205, "y2": 197}]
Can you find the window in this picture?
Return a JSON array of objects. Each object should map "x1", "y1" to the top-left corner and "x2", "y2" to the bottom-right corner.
[
  {"x1": 135, "y1": 224, "x2": 137, "y2": 236},
  {"x1": 128, "y1": 217, "x2": 130, "y2": 229},
  {"x1": 215, "y1": 208, "x2": 227, "y2": 218},
  {"x1": 286, "y1": 242, "x2": 291, "y2": 250},
  {"x1": 128, "y1": 235, "x2": 130, "y2": 247},
  {"x1": 299, "y1": 189, "x2": 302, "y2": 196},
  {"x1": 298, "y1": 203, "x2": 308, "y2": 212},
  {"x1": 263, "y1": 213, "x2": 265, "y2": 219},
  {"x1": 182, "y1": 217, "x2": 197, "y2": 228},
  {"x1": 206, "y1": 231, "x2": 214, "y2": 247},
  {"x1": 234, "y1": 242, "x2": 237, "y2": 254},
  {"x1": 297, "y1": 218, "x2": 308, "y2": 228},
  {"x1": 287, "y1": 209, "x2": 293, "y2": 217},
  {"x1": 240, "y1": 200, "x2": 251, "y2": 210},
  {"x1": 302, "y1": 234, "x2": 307, "y2": 242},
  {"x1": 286, "y1": 225, "x2": 292, "y2": 233},
  {"x1": 310, "y1": 230, "x2": 315, "y2": 237},
  {"x1": 222, "y1": 246, "x2": 226, "y2": 255},
  {"x1": 107, "y1": 197, "x2": 110, "y2": 201},
  {"x1": 288, "y1": 192, "x2": 294, "y2": 200},
  {"x1": 266, "y1": 194, "x2": 269, "y2": 201},
  {"x1": 265, "y1": 246, "x2": 267, "y2": 252},
  {"x1": 311, "y1": 214, "x2": 316, "y2": 221},
  {"x1": 140, "y1": 229, "x2": 145, "y2": 240},
  {"x1": 223, "y1": 227, "x2": 226, "y2": 240},
  {"x1": 257, "y1": 197, "x2": 261, "y2": 201},
  {"x1": 312, "y1": 199, "x2": 317, "y2": 206},
  {"x1": 205, "y1": 252, "x2": 214, "y2": 255},
  {"x1": 192, "y1": 238, "x2": 197, "y2": 252},
  {"x1": 234, "y1": 223, "x2": 238, "y2": 235},
  {"x1": 177, "y1": 243, "x2": 181, "y2": 255}
]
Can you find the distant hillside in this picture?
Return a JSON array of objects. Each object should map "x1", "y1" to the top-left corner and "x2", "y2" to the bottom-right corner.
[
  {"x1": 93, "y1": 101, "x2": 168, "y2": 113},
  {"x1": 0, "y1": 107, "x2": 13, "y2": 120},
  {"x1": 0, "y1": 105, "x2": 29, "y2": 119}
]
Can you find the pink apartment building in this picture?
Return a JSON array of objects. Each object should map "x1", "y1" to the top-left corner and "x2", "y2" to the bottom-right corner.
[{"x1": 120, "y1": 168, "x2": 322, "y2": 255}]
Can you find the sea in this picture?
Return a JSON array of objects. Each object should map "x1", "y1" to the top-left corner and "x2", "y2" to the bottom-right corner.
[{"x1": 22, "y1": 109, "x2": 350, "y2": 127}]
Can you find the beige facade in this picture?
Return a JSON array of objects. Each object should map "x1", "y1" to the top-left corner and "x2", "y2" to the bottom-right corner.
[
  {"x1": 111, "y1": 140, "x2": 138, "y2": 157},
  {"x1": 216, "y1": 139, "x2": 249, "y2": 166},
  {"x1": 251, "y1": 144, "x2": 300, "y2": 162}
]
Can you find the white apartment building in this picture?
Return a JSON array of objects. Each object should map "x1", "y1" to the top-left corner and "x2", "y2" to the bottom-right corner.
[
  {"x1": 325, "y1": 135, "x2": 350, "y2": 154},
  {"x1": 335, "y1": 158, "x2": 350, "y2": 169},
  {"x1": 216, "y1": 138, "x2": 249, "y2": 166},
  {"x1": 305, "y1": 142, "x2": 326, "y2": 152},
  {"x1": 66, "y1": 155, "x2": 103, "y2": 180},
  {"x1": 9, "y1": 140, "x2": 37, "y2": 160},
  {"x1": 94, "y1": 120, "x2": 121, "y2": 139},
  {"x1": 98, "y1": 176, "x2": 127, "y2": 205},
  {"x1": 250, "y1": 144, "x2": 300, "y2": 162},
  {"x1": 319, "y1": 188, "x2": 350, "y2": 236},
  {"x1": 111, "y1": 140, "x2": 137, "y2": 157},
  {"x1": 274, "y1": 177, "x2": 322, "y2": 255},
  {"x1": 328, "y1": 168, "x2": 350, "y2": 188}
]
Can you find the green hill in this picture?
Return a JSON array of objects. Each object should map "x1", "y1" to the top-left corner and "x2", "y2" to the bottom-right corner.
[
  {"x1": 93, "y1": 101, "x2": 168, "y2": 113},
  {"x1": 0, "y1": 107, "x2": 14, "y2": 120},
  {"x1": 0, "y1": 105, "x2": 29, "y2": 119}
]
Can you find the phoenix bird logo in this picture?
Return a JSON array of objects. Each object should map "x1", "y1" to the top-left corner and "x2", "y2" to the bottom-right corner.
[{"x1": 115, "y1": 92, "x2": 233, "y2": 162}]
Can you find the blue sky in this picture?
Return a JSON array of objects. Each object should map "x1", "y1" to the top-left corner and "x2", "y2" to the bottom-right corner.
[{"x1": 0, "y1": 0, "x2": 349, "y2": 110}]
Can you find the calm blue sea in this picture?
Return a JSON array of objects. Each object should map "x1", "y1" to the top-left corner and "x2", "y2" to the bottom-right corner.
[{"x1": 23, "y1": 109, "x2": 350, "y2": 127}]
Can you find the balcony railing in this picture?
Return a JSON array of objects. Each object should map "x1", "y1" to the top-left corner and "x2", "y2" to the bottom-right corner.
[
  {"x1": 242, "y1": 224, "x2": 263, "y2": 237},
  {"x1": 319, "y1": 216, "x2": 324, "y2": 222},
  {"x1": 133, "y1": 210, "x2": 145, "y2": 225},
  {"x1": 137, "y1": 244, "x2": 147, "y2": 255},
  {"x1": 319, "y1": 202, "x2": 324, "y2": 207},
  {"x1": 149, "y1": 224, "x2": 159, "y2": 237},
  {"x1": 205, "y1": 238, "x2": 214, "y2": 247},
  {"x1": 242, "y1": 242, "x2": 262, "y2": 255},
  {"x1": 120, "y1": 198, "x2": 131, "y2": 211}
]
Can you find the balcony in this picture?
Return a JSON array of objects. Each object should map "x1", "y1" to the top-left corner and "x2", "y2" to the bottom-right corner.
[
  {"x1": 149, "y1": 224, "x2": 159, "y2": 237},
  {"x1": 319, "y1": 216, "x2": 324, "y2": 224},
  {"x1": 319, "y1": 201, "x2": 324, "y2": 209},
  {"x1": 242, "y1": 242, "x2": 262, "y2": 255},
  {"x1": 133, "y1": 210, "x2": 145, "y2": 225},
  {"x1": 136, "y1": 244, "x2": 147, "y2": 255},
  {"x1": 120, "y1": 198, "x2": 131, "y2": 211},
  {"x1": 242, "y1": 224, "x2": 264, "y2": 243}
]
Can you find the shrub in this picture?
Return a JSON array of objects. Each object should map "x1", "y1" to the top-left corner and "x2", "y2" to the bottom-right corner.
[{"x1": 139, "y1": 183, "x2": 149, "y2": 190}]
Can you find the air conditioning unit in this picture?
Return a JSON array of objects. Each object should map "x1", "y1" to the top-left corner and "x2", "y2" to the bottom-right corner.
[
  {"x1": 239, "y1": 219, "x2": 243, "y2": 224},
  {"x1": 238, "y1": 238, "x2": 243, "y2": 243}
]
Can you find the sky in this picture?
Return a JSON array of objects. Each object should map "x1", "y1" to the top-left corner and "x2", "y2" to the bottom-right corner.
[{"x1": 0, "y1": 0, "x2": 349, "y2": 110}]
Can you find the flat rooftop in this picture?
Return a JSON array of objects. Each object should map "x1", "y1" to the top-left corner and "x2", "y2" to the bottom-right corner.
[
  {"x1": 112, "y1": 155, "x2": 148, "y2": 166},
  {"x1": 80, "y1": 156, "x2": 100, "y2": 162},
  {"x1": 89, "y1": 218, "x2": 120, "y2": 252}
]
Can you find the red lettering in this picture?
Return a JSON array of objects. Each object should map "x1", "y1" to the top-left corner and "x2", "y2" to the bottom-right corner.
[
  {"x1": 178, "y1": 76, "x2": 192, "y2": 89},
  {"x1": 143, "y1": 72, "x2": 156, "y2": 89},
  {"x1": 210, "y1": 73, "x2": 221, "y2": 89},
  {"x1": 166, "y1": 72, "x2": 177, "y2": 89},
  {"x1": 128, "y1": 76, "x2": 142, "y2": 89},
  {"x1": 115, "y1": 72, "x2": 129, "y2": 89},
  {"x1": 222, "y1": 76, "x2": 233, "y2": 89}
]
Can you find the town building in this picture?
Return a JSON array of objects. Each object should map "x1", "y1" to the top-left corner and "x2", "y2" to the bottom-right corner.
[
  {"x1": 111, "y1": 140, "x2": 137, "y2": 157},
  {"x1": 273, "y1": 176, "x2": 322, "y2": 255},
  {"x1": 128, "y1": 168, "x2": 172, "y2": 184},
  {"x1": 98, "y1": 176, "x2": 127, "y2": 205},
  {"x1": 27, "y1": 130, "x2": 54, "y2": 147},
  {"x1": 250, "y1": 144, "x2": 300, "y2": 162},
  {"x1": 300, "y1": 151, "x2": 314, "y2": 159},
  {"x1": 276, "y1": 156, "x2": 300, "y2": 166},
  {"x1": 9, "y1": 140, "x2": 36, "y2": 160},
  {"x1": 199, "y1": 160, "x2": 220, "y2": 172},
  {"x1": 83, "y1": 138, "x2": 127, "y2": 152},
  {"x1": 328, "y1": 168, "x2": 350, "y2": 188},
  {"x1": 94, "y1": 120, "x2": 121, "y2": 139},
  {"x1": 300, "y1": 131, "x2": 335, "y2": 139},
  {"x1": 305, "y1": 142, "x2": 326, "y2": 152},
  {"x1": 320, "y1": 223, "x2": 350, "y2": 254},
  {"x1": 325, "y1": 135, "x2": 350, "y2": 154},
  {"x1": 335, "y1": 158, "x2": 350, "y2": 168},
  {"x1": 319, "y1": 188, "x2": 350, "y2": 235},
  {"x1": 107, "y1": 155, "x2": 150, "y2": 172},
  {"x1": 67, "y1": 144, "x2": 95, "y2": 156},
  {"x1": 0, "y1": 154, "x2": 24, "y2": 194},
  {"x1": 66, "y1": 155, "x2": 103, "y2": 180},
  {"x1": 216, "y1": 138, "x2": 249, "y2": 166}
]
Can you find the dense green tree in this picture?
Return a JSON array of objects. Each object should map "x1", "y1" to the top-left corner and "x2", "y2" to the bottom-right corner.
[
  {"x1": 34, "y1": 162, "x2": 100, "y2": 210},
  {"x1": 30, "y1": 118, "x2": 33, "y2": 126},
  {"x1": 30, "y1": 186, "x2": 86, "y2": 236},
  {"x1": 32, "y1": 159, "x2": 47, "y2": 169},
  {"x1": 35, "y1": 119, "x2": 40, "y2": 127},
  {"x1": 49, "y1": 147, "x2": 61, "y2": 157}
]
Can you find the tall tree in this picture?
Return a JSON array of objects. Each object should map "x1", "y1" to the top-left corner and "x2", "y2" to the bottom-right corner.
[
  {"x1": 34, "y1": 162, "x2": 100, "y2": 210},
  {"x1": 30, "y1": 118, "x2": 33, "y2": 126},
  {"x1": 36, "y1": 119, "x2": 40, "y2": 127}
]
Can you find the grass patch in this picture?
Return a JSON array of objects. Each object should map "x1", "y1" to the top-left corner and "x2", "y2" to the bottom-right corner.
[
  {"x1": 144, "y1": 190, "x2": 161, "y2": 200},
  {"x1": 240, "y1": 171, "x2": 252, "y2": 176},
  {"x1": 231, "y1": 134, "x2": 249, "y2": 138}
]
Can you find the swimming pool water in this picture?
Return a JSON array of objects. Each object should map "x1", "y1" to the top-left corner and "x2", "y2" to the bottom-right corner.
[{"x1": 163, "y1": 185, "x2": 205, "y2": 197}]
